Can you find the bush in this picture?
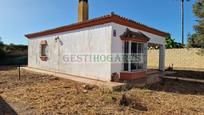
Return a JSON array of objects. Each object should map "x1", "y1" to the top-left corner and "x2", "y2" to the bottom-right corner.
[{"x1": 0, "y1": 56, "x2": 28, "y2": 66}]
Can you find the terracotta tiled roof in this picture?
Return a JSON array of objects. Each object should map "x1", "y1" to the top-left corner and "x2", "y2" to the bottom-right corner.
[{"x1": 25, "y1": 13, "x2": 168, "y2": 39}]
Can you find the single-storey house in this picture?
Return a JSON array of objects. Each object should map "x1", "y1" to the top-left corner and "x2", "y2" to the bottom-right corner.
[{"x1": 25, "y1": 0, "x2": 168, "y2": 82}]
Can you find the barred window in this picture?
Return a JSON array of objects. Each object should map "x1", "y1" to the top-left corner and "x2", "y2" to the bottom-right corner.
[
  {"x1": 40, "y1": 40, "x2": 48, "y2": 61},
  {"x1": 41, "y1": 44, "x2": 47, "y2": 56}
]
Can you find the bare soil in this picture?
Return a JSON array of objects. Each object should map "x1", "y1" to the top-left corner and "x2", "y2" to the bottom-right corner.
[{"x1": 0, "y1": 67, "x2": 204, "y2": 115}]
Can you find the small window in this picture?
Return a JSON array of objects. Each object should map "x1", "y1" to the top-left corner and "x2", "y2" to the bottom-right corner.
[
  {"x1": 113, "y1": 30, "x2": 117, "y2": 37},
  {"x1": 40, "y1": 40, "x2": 48, "y2": 61},
  {"x1": 41, "y1": 44, "x2": 47, "y2": 56}
]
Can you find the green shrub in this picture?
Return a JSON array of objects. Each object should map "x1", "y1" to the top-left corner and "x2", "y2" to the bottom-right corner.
[{"x1": 0, "y1": 56, "x2": 28, "y2": 66}]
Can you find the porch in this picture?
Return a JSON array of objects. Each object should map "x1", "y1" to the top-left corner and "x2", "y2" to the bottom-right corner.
[
  {"x1": 123, "y1": 69, "x2": 165, "y2": 87},
  {"x1": 118, "y1": 29, "x2": 165, "y2": 81}
]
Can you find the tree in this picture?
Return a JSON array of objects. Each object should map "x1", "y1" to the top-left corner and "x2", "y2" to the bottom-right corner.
[
  {"x1": 180, "y1": 0, "x2": 190, "y2": 44},
  {"x1": 0, "y1": 37, "x2": 5, "y2": 58},
  {"x1": 166, "y1": 34, "x2": 184, "y2": 49},
  {"x1": 188, "y1": 0, "x2": 204, "y2": 48},
  {"x1": 0, "y1": 36, "x2": 3, "y2": 46}
]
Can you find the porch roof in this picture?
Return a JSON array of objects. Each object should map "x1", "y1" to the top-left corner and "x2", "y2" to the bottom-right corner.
[{"x1": 120, "y1": 28, "x2": 150, "y2": 42}]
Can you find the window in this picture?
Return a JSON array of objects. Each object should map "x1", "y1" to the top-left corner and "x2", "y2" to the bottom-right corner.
[
  {"x1": 41, "y1": 44, "x2": 48, "y2": 56},
  {"x1": 124, "y1": 42, "x2": 144, "y2": 72},
  {"x1": 113, "y1": 30, "x2": 117, "y2": 37},
  {"x1": 131, "y1": 42, "x2": 144, "y2": 71},
  {"x1": 40, "y1": 40, "x2": 48, "y2": 61}
]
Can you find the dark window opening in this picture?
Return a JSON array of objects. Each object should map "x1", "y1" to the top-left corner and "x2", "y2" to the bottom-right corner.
[{"x1": 124, "y1": 42, "x2": 129, "y2": 71}]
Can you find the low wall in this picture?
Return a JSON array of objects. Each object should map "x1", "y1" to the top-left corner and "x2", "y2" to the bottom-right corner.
[{"x1": 148, "y1": 48, "x2": 204, "y2": 69}]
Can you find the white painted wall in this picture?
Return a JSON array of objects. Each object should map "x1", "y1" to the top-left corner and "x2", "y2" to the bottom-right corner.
[
  {"x1": 28, "y1": 24, "x2": 112, "y2": 81},
  {"x1": 28, "y1": 22, "x2": 166, "y2": 81},
  {"x1": 110, "y1": 23, "x2": 166, "y2": 75}
]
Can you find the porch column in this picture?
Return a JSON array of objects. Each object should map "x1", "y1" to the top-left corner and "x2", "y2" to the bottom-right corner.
[
  {"x1": 159, "y1": 45, "x2": 165, "y2": 71},
  {"x1": 128, "y1": 41, "x2": 132, "y2": 72},
  {"x1": 143, "y1": 43, "x2": 148, "y2": 71}
]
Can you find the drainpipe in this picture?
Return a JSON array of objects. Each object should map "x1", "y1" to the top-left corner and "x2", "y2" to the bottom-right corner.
[{"x1": 55, "y1": 37, "x2": 61, "y2": 73}]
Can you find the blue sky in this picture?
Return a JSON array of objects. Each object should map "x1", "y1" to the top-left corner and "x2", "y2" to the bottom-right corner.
[{"x1": 0, "y1": 0, "x2": 196, "y2": 45}]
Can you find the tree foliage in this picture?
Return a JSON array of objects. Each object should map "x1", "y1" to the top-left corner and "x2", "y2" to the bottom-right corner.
[
  {"x1": 0, "y1": 37, "x2": 5, "y2": 57},
  {"x1": 0, "y1": 37, "x2": 3, "y2": 46},
  {"x1": 166, "y1": 35, "x2": 184, "y2": 49},
  {"x1": 188, "y1": 0, "x2": 204, "y2": 48},
  {"x1": 0, "y1": 37, "x2": 28, "y2": 58}
]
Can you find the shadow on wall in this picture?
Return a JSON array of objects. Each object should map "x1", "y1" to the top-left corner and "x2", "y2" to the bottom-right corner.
[{"x1": 0, "y1": 96, "x2": 17, "y2": 115}]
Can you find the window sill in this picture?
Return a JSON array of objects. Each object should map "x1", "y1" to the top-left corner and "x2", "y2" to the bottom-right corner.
[
  {"x1": 40, "y1": 56, "x2": 48, "y2": 61},
  {"x1": 40, "y1": 40, "x2": 47, "y2": 45}
]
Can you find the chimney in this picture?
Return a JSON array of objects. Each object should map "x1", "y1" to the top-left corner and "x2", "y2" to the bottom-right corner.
[{"x1": 78, "y1": 0, "x2": 89, "y2": 22}]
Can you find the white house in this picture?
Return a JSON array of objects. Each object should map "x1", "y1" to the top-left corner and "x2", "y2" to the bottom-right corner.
[{"x1": 25, "y1": 0, "x2": 167, "y2": 82}]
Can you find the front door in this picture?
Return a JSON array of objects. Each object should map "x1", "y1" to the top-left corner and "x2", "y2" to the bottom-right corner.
[{"x1": 123, "y1": 41, "x2": 145, "y2": 72}]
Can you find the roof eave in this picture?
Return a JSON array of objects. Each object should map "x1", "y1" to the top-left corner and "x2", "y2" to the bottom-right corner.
[{"x1": 25, "y1": 13, "x2": 169, "y2": 39}]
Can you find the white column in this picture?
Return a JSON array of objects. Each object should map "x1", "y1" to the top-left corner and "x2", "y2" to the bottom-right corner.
[
  {"x1": 122, "y1": 41, "x2": 124, "y2": 71},
  {"x1": 143, "y1": 43, "x2": 148, "y2": 71},
  {"x1": 159, "y1": 45, "x2": 165, "y2": 71},
  {"x1": 128, "y1": 41, "x2": 131, "y2": 72}
]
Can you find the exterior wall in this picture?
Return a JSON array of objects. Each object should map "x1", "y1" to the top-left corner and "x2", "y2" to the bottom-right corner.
[
  {"x1": 148, "y1": 48, "x2": 204, "y2": 69},
  {"x1": 110, "y1": 23, "x2": 166, "y2": 75},
  {"x1": 28, "y1": 24, "x2": 112, "y2": 81}
]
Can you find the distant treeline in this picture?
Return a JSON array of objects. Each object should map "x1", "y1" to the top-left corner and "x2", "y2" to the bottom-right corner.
[{"x1": 0, "y1": 43, "x2": 28, "y2": 66}]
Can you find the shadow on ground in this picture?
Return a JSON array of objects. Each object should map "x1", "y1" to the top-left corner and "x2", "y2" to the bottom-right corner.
[
  {"x1": 0, "y1": 96, "x2": 17, "y2": 115},
  {"x1": 167, "y1": 70, "x2": 204, "y2": 80},
  {"x1": 0, "y1": 66, "x2": 17, "y2": 71},
  {"x1": 144, "y1": 79, "x2": 204, "y2": 95}
]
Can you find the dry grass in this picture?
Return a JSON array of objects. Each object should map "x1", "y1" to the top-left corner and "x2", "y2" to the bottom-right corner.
[{"x1": 0, "y1": 67, "x2": 204, "y2": 115}]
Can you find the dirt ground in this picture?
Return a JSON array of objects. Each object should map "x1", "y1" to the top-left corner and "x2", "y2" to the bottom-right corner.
[{"x1": 0, "y1": 67, "x2": 204, "y2": 115}]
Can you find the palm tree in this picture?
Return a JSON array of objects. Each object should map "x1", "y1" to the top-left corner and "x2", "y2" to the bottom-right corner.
[{"x1": 180, "y1": 0, "x2": 190, "y2": 44}]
